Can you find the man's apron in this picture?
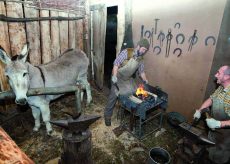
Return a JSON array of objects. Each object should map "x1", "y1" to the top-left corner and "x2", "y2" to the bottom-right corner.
[
  {"x1": 208, "y1": 95, "x2": 230, "y2": 164},
  {"x1": 116, "y1": 57, "x2": 143, "y2": 96}
]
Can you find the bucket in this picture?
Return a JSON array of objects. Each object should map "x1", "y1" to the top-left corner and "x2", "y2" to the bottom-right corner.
[{"x1": 147, "y1": 147, "x2": 171, "y2": 164}]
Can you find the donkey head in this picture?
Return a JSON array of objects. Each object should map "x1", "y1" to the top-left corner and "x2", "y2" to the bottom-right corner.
[{"x1": 0, "y1": 44, "x2": 30, "y2": 105}]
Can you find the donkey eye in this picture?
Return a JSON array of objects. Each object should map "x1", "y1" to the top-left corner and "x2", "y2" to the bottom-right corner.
[{"x1": 23, "y1": 72, "x2": 28, "y2": 77}]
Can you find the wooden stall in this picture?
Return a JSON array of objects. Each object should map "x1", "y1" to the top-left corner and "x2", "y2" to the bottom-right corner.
[{"x1": 0, "y1": 0, "x2": 89, "y2": 92}]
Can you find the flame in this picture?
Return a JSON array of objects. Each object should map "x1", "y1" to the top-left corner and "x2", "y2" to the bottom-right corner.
[{"x1": 136, "y1": 84, "x2": 148, "y2": 98}]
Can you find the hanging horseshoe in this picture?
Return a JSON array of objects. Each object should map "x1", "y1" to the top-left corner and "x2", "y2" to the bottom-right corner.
[
  {"x1": 205, "y1": 36, "x2": 216, "y2": 46},
  {"x1": 144, "y1": 30, "x2": 153, "y2": 47},
  {"x1": 174, "y1": 22, "x2": 181, "y2": 29},
  {"x1": 173, "y1": 48, "x2": 182, "y2": 57},
  {"x1": 144, "y1": 30, "x2": 152, "y2": 38},
  {"x1": 153, "y1": 46, "x2": 161, "y2": 55},
  {"x1": 176, "y1": 33, "x2": 185, "y2": 44}
]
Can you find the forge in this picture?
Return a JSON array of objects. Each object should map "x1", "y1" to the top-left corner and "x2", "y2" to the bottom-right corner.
[{"x1": 118, "y1": 84, "x2": 168, "y2": 139}]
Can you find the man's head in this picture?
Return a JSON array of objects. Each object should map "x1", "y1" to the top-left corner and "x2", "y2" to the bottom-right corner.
[
  {"x1": 136, "y1": 38, "x2": 150, "y2": 56},
  {"x1": 215, "y1": 65, "x2": 230, "y2": 87}
]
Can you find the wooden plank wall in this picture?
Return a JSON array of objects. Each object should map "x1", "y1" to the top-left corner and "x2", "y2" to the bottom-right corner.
[
  {"x1": 0, "y1": 2, "x2": 10, "y2": 91},
  {"x1": 0, "y1": 2, "x2": 84, "y2": 91}
]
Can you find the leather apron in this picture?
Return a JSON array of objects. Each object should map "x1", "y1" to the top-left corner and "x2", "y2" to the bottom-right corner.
[
  {"x1": 116, "y1": 57, "x2": 143, "y2": 96},
  {"x1": 208, "y1": 90, "x2": 230, "y2": 164}
]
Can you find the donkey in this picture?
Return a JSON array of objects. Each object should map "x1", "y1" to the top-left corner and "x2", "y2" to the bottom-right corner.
[{"x1": 0, "y1": 44, "x2": 92, "y2": 135}]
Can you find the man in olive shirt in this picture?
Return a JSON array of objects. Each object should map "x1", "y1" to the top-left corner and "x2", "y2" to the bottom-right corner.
[{"x1": 193, "y1": 65, "x2": 230, "y2": 164}]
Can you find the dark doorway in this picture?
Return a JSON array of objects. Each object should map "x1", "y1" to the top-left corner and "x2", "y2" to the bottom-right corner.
[{"x1": 104, "y1": 6, "x2": 118, "y2": 88}]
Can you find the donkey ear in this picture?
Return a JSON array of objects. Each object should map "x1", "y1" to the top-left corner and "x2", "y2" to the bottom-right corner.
[
  {"x1": 0, "y1": 47, "x2": 11, "y2": 65},
  {"x1": 19, "y1": 43, "x2": 29, "y2": 62}
]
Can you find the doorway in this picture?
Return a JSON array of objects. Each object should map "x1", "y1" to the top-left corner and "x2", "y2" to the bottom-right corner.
[{"x1": 104, "y1": 6, "x2": 118, "y2": 88}]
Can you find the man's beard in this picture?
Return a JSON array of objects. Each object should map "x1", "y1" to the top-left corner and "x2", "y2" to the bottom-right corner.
[
  {"x1": 216, "y1": 78, "x2": 223, "y2": 85},
  {"x1": 137, "y1": 50, "x2": 143, "y2": 56}
]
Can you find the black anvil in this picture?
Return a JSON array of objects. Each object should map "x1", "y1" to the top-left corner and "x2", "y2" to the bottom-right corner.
[{"x1": 50, "y1": 114, "x2": 100, "y2": 134}]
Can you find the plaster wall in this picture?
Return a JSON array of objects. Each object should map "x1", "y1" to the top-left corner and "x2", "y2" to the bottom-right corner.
[{"x1": 132, "y1": 0, "x2": 226, "y2": 120}]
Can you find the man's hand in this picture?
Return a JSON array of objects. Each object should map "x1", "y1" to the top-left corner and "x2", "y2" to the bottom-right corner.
[
  {"x1": 206, "y1": 118, "x2": 221, "y2": 129},
  {"x1": 193, "y1": 110, "x2": 201, "y2": 119},
  {"x1": 143, "y1": 80, "x2": 148, "y2": 84},
  {"x1": 111, "y1": 75, "x2": 118, "y2": 84}
]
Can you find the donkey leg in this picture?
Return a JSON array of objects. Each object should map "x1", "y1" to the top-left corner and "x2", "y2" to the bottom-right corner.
[
  {"x1": 81, "y1": 91, "x2": 84, "y2": 102},
  {"x1": 79, "y1": 77, "x2": 92, "y2": 104},
  {"x1": 84, "y1": 80, "x2": 92, "y2": 104},
  {"x1": 39, "y1": 103, "x2": 52, "y2": 135},
  {"x1": 76, "y1": 72, "x2": 92, "y2": 104},
  {"x1": 31, "y1": 106, "x2": 41, "y2": 132}
]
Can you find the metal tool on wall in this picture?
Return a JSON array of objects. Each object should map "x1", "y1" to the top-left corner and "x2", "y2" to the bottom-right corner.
[
  {"x1": 151, "y1": 28, "x2": 154, "y2": 48},
  {"x1": 165, "y1": 28, "x2": 173, "y2": 57},
  {"x1": 157, "y1": 30, "x2": 165, "y2": 47},
  {"x1": 154, "y1": 18, "x2": 160, "y2": 34},
  {"x1": 188, "y1": 29, "x2": 198, "y2": 52},
  {"x1": 140, "y1": 25, "x2": 144, "y2": 38}
]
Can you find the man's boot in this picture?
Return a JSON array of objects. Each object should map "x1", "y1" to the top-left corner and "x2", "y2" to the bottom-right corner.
[{"x1": 104, "y1": 117, "x2": 111, "y2": 126}]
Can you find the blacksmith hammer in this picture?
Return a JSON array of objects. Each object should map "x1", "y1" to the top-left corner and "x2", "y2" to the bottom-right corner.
[
  {"x1": 114, "y1": 83, "x2": 119, "y2": 91},
  {"x1": 191, "y1": 108, "x2": 209, "y2": 127}
]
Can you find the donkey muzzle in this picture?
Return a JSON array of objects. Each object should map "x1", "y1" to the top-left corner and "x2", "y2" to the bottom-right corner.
[{"x1": 15, "y1": 98, "x2": 27, "y2": 105}]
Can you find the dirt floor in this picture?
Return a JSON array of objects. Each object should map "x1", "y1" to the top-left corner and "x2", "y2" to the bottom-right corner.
[{"x1": 2, "y1": 85, "x2": 183, "y2": 164}]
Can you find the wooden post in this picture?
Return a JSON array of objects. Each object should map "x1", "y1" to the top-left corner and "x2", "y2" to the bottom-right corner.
[
  {"x1": 0, "y1": 2, "x2": 11, "y2": 91},
  {"x1": 59, "y1": 129, "x2": 92, "y2": 164},
  {"x1": 40, "y1": 9, "x2": 52, "y2": 63}
]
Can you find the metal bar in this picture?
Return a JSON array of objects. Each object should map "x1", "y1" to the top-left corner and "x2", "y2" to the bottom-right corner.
[
  {"x1": 0, "y1": 85, "x2": 81, "y2": 100},
  {"x1": 0, "y1": 14, "x2": 84, "y2": 22},
  {"x1": 75, "y1": 87, "x2": 82, "y2": 114}
]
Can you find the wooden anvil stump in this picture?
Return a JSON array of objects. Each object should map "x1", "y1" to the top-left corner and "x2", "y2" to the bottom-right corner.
[
  {"x1": 50, "y1": 115, "x2": 100, "y2": 164},
  {"x1": 60, "y1": 129, "x2": 92, "y2": 164}
]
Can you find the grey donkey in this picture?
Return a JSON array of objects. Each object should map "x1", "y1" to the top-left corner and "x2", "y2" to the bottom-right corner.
[{"x1": 0, "y1": 44, "x2": 92, "y2": 135}]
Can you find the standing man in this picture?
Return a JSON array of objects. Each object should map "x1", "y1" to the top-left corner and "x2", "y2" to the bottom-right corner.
[
  {"x1": 104, "y1": 38, "x2": 150, "y2": 126},
  {"x1": 193, "y1": 65, "x2": 230, "y2": 164}
]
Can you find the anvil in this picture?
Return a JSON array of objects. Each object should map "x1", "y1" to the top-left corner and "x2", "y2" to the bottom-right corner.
[
  {"x1": 179, "y1": 122, "x2": 215, "y2": 145},
  {"x1": 50, "y1": 115, "x2": 100, "y2": 133}
]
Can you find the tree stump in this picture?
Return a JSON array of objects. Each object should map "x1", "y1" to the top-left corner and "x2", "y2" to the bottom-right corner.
[{"x1": 59, "y1": 129, "x2": 92, "y2": 164}]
